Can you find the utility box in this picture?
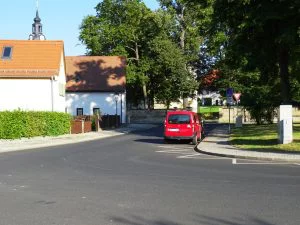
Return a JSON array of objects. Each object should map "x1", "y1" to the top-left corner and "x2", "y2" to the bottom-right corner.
[
  {"x1": 235, "y1": 115, "x2": 243, "y2": 128},
  {"x1": 278, "y1": 105, "x2": 293, "y2": 144}
]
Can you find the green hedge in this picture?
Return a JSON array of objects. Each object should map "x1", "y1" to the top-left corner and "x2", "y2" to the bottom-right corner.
[
  {"x1": 0, "y1": 111, "x2": 71, "y2": 139},
  {"x1": 198, "y1": 106, "x2": 220, "y2": 113}
]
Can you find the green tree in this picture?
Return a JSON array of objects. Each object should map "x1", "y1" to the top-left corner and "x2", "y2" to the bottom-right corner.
[
  {"x1": 80, "y1": 0, "x2": 200, "y2": 109},
  {"x1": 79, "y1": 0, "x2": 156, "y2": 108},
  {"x1": 149, "y1": 34, "x2": 198, "y2": 108},
  {"x1": 159, "y1": 0, "x2": 209, "y2": 106},
  {"x1": 210, "y1": 0, "x2": 300, "y2": 104},
  {"x1": 178, "y1": 0, "x2": 300, "y2": 123}
]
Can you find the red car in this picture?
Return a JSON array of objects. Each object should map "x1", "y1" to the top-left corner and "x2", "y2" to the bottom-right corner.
[{"x1": 164, "y1": 110, "x2": 204, "y2": 145}]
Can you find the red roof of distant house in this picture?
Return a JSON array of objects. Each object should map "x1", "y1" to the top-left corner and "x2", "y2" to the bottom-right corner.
[
  {"x1": 0, "y1": 40, "x2": 64, "y2": 78},
  {"x1": 65, "y1": 56, "x2": 126, "y2": 92},
  {"x1": 202, "y1": 69, "x2": 220, "y2": 87}
]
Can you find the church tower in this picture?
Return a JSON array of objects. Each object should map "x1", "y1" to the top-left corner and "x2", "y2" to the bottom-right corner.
[{"x1": 29, "y1": 1, "x2": 46, "y2": 40}]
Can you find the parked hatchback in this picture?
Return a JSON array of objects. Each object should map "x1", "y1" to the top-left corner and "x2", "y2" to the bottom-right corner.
[{"x1": 164, "y1": 110, "x2": 204, "y2": 145}]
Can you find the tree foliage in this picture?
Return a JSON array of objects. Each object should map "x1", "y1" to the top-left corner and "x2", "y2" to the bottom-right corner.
[
  {"x1": 79, "y1": 0, "x2": 300, "y2": 118},
  {"x1": 190, "y1": 0, "x2": 300, "y2": 123},
  {"x1": 148, "y1": 35, "x2": 198, "y2": 107},
  {"x1": 79, "y1": 0, "x2": 199, "y2": 108},
  {"x1": 209, "y1": 0, "x2": 300, "y2": 104},
  {"x1": 159, "y1": 0, "x2": 213, "y2": 100}
]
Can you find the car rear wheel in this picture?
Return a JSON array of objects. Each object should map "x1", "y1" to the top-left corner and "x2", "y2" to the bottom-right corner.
[{"x1": 192, "y1": 135, "x2": 197, "y2": 145}]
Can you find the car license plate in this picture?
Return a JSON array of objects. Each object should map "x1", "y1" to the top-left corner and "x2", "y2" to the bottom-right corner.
[{"x1": 168, "y1": 128, "x2": 179, "y2": 132}]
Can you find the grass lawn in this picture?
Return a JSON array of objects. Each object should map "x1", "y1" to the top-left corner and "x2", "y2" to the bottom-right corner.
[
  {"x1": 230, "y1": 123, "x2": 300, "y2": 152},
  {"x1": 198, "y1": 106, "x2": 220, "y2": 113}
]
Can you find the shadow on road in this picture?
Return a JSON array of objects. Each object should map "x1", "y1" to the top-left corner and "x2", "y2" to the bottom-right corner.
[
  {"x1": 132, "y1": 123, "x2": 222, "y2": 146},
  {"x1": 110, "y1": 214, "x2": 279, "y2": 225},
  {"x1": 132, "y1": 125, "x2": 193, "y2": 146},
  {"x1": 111, "y1": 215, "x2": 181, "y2": 225},
  {"x1": 193, "y1": 214, "x2": 278, "y2": 225},
  {"x1": 129, "y1": 124, "x2": 164, "y2": 138},
  {"x1": 134, "y1": 138, "x2": 193, "y2": 145}
]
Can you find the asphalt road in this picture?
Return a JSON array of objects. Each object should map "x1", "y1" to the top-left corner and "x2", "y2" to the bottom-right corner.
[{"x1": 0, "y1": 124, "x2": 299, "y2": 225}]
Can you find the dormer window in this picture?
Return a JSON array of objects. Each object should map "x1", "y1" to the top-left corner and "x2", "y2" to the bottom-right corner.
[
  {"x1": 75, "y1": 73, "x2": 81, "y2": 82},
  {"x1": 2, "y1": 46, "x2": 13, "y2": 59}
]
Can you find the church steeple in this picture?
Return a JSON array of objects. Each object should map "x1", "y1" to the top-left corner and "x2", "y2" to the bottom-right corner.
[
  {"x1": 29, "y1": 2, "x2": 46, "y2": 40},
  {"x1": 34, "y1": 10, "x2": 41, "y2": 23}
]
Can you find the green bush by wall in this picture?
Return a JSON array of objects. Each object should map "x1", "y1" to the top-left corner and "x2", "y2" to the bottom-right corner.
[{"x1": 0, "y1": 111, "x2": 71, "y2": 139}]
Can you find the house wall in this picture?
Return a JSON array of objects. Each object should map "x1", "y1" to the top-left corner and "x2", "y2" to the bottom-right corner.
[
  {"x1": 154, "y1": 96, "x2": 198, "y2": 112},
  {"x1": 0, "y1": 78, "x2": 64, "y2": 112},
  {"x1": 66, "y1": 92, "x2": 126, "y2": 123},
  {"x1": 55, "y1": 52, "x2": 67, "y2": 112},
  {"x1": 0, "y1": 52, "x2": 66, "y2": 113}
]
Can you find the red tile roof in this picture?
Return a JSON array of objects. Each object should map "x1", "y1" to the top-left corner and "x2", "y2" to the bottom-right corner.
[
  {"x1": 65, "y1": 56, "x2": 126, "y2": 92},
  {"x1": 0, "y1": 40, "x2": 64, "y2": 78}
]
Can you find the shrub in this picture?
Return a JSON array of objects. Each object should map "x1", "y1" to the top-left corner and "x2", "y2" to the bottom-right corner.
[
  {"x1": 199, "y1": 112, "x2": 219, "y2": 120},
  {"x1": 0, "y1": 110, "x2": 71, "y2": 139}
]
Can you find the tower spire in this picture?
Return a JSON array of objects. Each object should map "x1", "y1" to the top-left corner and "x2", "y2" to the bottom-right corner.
[{"x1": 29, "y1": 0, "x2": 46, "y2": 40}]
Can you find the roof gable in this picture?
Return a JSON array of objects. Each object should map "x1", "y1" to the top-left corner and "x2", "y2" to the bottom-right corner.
[
  {"x1": 66, "y1": 56, "x2": 126, "y2": 92},
  {"x1": 0, "y1": 40, "x2": 64, "y2": 78}
]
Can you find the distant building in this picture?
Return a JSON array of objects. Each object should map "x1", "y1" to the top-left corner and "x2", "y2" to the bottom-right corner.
[
  {"x1": 199, "y1": 69, "x2": 222, "y2": 106},
  {"x1": 65, "y1": 56, "x2": 126, "y2": 123},
  {"x1": 29, "y1": 10, "x2": 46, "y2": 40},
  {"x1": 199, "y1": 90, "x2": 222, "y2": 106}
]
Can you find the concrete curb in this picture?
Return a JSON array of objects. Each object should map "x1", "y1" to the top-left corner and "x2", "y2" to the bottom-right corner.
[
  {"x1": 0, "y1": 132, "x2": 123, "y2": 153},
  {"x1": 0, "y1": 124, "x2": 159, "y2": 153},
  {"x1": 194, "y1": 123, "x2": 300, "y2": 163},
  {"x1": 196, "y1": 143, "x2": 300, "y2": 163}
]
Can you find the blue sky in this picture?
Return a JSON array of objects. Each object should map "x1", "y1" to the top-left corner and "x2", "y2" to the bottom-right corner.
[{"x1": 1, "y1": 0, "x2": 159, "y2": 56}]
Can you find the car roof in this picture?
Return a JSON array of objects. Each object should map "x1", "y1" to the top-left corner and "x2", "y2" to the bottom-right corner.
[{"x1": 166, "y1": 110, "x2": 196, "y2": 115}]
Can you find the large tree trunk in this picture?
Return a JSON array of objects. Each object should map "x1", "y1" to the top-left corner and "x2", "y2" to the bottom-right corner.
[
  {"x1": 142, "y1": 84, "x2": 148, "y2": 109},
  {"x1": 279, "y1": 47, "x2": 291, "y2": 104},
  {"x1": 179, "y1": 4, "x2": 188, "y2": 109},
  {"x1": 135, "y1": 42, "x2": 148, "y2": 109}
]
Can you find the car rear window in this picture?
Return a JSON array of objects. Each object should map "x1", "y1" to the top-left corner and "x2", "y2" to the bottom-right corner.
[{"x1": 168, "y1": 114, "x2": 190, "y2": 124}]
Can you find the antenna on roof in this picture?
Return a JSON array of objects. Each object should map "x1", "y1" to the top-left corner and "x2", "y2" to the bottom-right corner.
[{"x1": 36, "y1": 0, "x2": 39, "y2": 10}]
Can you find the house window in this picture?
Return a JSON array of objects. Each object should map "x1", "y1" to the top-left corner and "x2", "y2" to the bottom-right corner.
[
  {"x1": 76, "y1": 108, "x2": 83, "y2": 116},
  {"x1": 2, "y1": 46, "x2": 13, "y2": 59},
  {"x1": 93, "y1": 108, "x2": 101, "y2": 116}
]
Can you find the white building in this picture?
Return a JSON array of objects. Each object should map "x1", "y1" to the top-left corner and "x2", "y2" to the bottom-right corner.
[
  {"x1": 65, "y1": 56, "x2": 126, "y2": 123},
  {"x1": 199, "y1": 90, "x2": 223, "y2": 106},
  {"x1": 0, "y1": 40, "x2": 66, "y2": 112}
]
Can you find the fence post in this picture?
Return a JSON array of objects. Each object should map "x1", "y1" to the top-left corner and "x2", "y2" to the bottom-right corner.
[
  {"x1": 81, "y1": 119, "x2": 84, "y2": 133},
  {"x1": 96, "y1": 115, "x2": 100, "y2": 131}
]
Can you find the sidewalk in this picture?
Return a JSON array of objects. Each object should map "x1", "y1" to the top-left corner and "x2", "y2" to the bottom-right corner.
[
  {"x1": 196, "y1": 124, "x2": 300, "y2": 162},
  {"x1": 0, "y1": 123, "x2": 158, "y2": 153}
]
